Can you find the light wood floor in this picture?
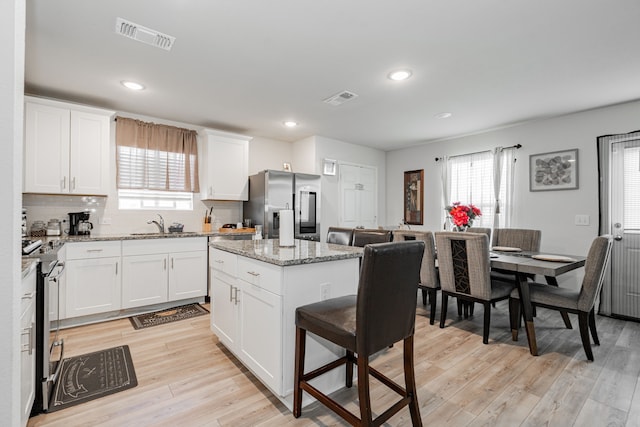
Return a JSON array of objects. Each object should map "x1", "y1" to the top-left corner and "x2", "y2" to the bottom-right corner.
[{"x1": 27, "y1": 299, "x2": 640, "y2": 427}]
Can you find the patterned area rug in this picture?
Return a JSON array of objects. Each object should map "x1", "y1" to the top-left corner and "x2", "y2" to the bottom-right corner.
[
  {"x1": 129, "y1": 303, "x2": 209, "y2": 330},
  {"x1": 50, "y1": 345, "x2": 137, "y2": 412}
]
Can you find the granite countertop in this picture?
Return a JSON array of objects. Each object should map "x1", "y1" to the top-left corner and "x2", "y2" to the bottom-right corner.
[
  {"x1": 209, "y1": 238, "x2": 364, "y2": 266},
  {"x1": 37, "y1": 229, "x2": 254, "y2": 244}
]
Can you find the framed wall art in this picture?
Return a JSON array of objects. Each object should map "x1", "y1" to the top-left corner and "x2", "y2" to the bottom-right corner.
[
  {"x1": 530, "y1": 149, "x2": 578, "y2": 191},
  {"x1": 404, "y1": 169, "x2": 424, "y2": 224}
]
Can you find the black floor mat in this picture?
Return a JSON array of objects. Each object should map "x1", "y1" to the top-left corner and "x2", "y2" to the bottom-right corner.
[
  {"x1": 49, "y1": 345, "x2": 137, "y2": 412},
  {"x1": 129, "y1": 303, "x2": 209, "y2": 330}
]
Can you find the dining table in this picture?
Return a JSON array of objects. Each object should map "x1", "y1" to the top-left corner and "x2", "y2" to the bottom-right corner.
[{"x1": 490, "y1": 249, "x2": 587, "y2": 356}]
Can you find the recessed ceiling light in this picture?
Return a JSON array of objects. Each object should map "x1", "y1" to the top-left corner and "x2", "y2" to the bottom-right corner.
[
  {"x1": 283, "y1": 121, "x2": 298, "y2": 128},
  {"x1": 121, "y1": 80, "x2": 145, "y2": 91},
  {"x1": 388, "y1": 69, "x2": 412, "y2": 81},
  {"x1": 434, "y1": 112, "x2": 453, "y2": 119}
]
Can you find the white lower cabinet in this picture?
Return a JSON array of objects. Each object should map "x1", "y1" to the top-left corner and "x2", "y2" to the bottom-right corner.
[
  {"x1": 210, "y1": 249, "x2": 283, "y2": 393},
  {"x1": 121, "y1": 254, "x2": 168, "y2": 308},
  {"x1": 63, "y1": 241, "x2": 121, "y2": 319},
  {"x1": 210, "y1": 247, "x2": 359, "y2": 404},
  {"x1": 21, "y1": 262, "x2": 37, "y2": 427},
  {"x1": 122, "y1": 237, "x2": 207, "y2": 309}
]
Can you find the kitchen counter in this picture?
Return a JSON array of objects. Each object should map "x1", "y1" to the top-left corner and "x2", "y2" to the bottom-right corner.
[
  {"x1": 209, "y1": 238, "x2": 361, "y2": 410},
  {"x1": 31, "y1": 229, "x2": 255, "y2": 246},
  {"x1": 209, "y1": 238, "x2": 363, "y2": 266}
]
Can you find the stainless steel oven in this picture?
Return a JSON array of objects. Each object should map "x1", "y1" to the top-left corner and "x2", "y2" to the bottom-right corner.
[{"x1": 32, "y1": 254, "x2": 65, "y2": 414}]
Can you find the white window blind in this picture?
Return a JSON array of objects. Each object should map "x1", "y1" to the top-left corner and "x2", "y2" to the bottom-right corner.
[
  {"x1": 116, "y1": 117, "x2": 199, "y2": 211},
  {"x1": 445, "y1": 149, "x2": 513, "y2": 229},
  {"x1": 624, "y1": 145, "x2": 640, "y2": 230}
]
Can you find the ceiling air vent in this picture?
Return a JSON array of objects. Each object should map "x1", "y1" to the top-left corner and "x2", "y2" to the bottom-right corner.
[
  {"x1": 323, "y1": 90, "x2": 359, "y2": 106},
  {"x1": 115, "y1": 18, "x2": 176, "y2": 51}
]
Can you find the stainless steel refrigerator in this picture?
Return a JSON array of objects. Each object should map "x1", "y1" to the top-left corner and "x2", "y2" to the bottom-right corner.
[{"x1": 243, "y1": 170, "x2": 321, "y2": 241}]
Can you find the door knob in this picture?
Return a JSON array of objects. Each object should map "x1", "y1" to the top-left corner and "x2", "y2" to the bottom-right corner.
[{"x1": 614, "y1": 235, "x2": 623, "y2": 241}]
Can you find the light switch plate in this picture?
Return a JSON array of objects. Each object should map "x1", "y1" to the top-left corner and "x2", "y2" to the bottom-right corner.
[{"x1": 575, "y1": 214, "x2": 590, "y2": 226}]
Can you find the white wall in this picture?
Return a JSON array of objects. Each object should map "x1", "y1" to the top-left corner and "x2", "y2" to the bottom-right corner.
[
  {"x1": 2, "y1": 1, "x2": 25, "y2": 425},
  {"x1": 312, "y1": 135, "x2": 387, "y2": 239},
  {"x1": 248, "y1": 136, "x2": 292, "y2": 175},
  {"x1": 386, "y1": 100, "x2": 640, "y2": 287}
]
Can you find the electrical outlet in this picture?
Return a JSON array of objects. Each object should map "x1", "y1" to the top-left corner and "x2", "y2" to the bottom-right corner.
[
  {"x1": 574, "y1": 214, "x2": 590, "y2": 226},
  {"x1": 320, "y1": 283, "x2": 330, "y2": 301},
  {"x1": 100, "y1": 217, "x2": 112, "y2": 225}
]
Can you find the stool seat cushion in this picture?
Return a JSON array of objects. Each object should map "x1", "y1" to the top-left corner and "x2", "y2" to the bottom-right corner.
[{"x1": 296, "y1": 295, "x2": 357, "y2": 351}]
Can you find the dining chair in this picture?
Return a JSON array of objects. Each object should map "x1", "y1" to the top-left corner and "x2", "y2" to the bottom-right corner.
[
  {"x1": 326, "y1": 226, "x2": 354, "y2": 246},
  {"x1": 467, "y1": 227, "x2": 492, "y2": 240},
  {"x1": 491, "y1": 228, "x2": 542, "y2": 252},
  {"x1": 351, "y1": 228, "x2": 393, "y2": 247},
  {"x1": 509, "y1": 235, "x2": 613, "y2": 361},
  {"x1": 293, "y1": 241, "x2": 425, "y2": 426},
  {"x1": 435, "y1": 231, "x2": 515, "y2": 344},
  {"x1": 393, "y1": 230, "x2": 440, "y2": 324}
]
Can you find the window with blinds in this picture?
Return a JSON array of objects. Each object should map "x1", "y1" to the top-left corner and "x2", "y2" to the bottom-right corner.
[
  {"x1": 447, "y1": 151, "x2": 508, "y2": 228},
  {"x1": 116, "y1": 117, "x2": 199, "y2": 210},
  {"x1": 624, "y1": 145, "x2": 640, "y2": 230}
]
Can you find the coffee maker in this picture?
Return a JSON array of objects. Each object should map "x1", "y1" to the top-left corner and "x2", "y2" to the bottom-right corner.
[{"x1": 68, "y1": 211, "x2": 93, "y2": 236}]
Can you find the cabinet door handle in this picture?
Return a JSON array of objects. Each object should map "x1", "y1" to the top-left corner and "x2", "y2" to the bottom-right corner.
[
  {"x1": 86, "y1": 249, "x2": 103, "y2": 253},
  {"x1": 71, "y1": 177, "x2": 76, "y2": 190},
  {"x1": 247, "y1": 271, "x2": 260, "y2": 277},
  {"x1": 163, "y1": 259, "x2": 167, "y2": 270},
  {"x1": 21, "y1": 323, "x2": 34, "y2": 354},
  {"x1": 209, "y1": 186, "x2": 213, "y2": 197},
  {"x1": 22, "y1": 291, "x2": 36, "y2": 300},
  {"x1": 229, "y1": 284, "x2": 233, "y2": 302},
  {"x1": 215, "y1": 259, "x2": 224, "y2": 264},
  {"x1": 171, "y1": 258, "x2": 174, "y2": 269},
  {"x1": 115, "y1": 262, "x2": 118, "y2": 275},
  {"x1": 61, "y1": 176, "x2": 67, "y2": 190},
  {"x1": 234, "y1": 287, "x2": 240, "y2": 305}
]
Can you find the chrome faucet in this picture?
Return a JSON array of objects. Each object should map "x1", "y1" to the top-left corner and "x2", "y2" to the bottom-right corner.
[{"x1": 147, "y1": 214, "x2": 165, "y2": 234}]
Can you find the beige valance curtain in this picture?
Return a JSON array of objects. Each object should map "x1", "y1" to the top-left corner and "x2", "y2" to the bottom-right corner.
[{"x1": 116, "y1": 117, "x2": 199, "y2": 192}]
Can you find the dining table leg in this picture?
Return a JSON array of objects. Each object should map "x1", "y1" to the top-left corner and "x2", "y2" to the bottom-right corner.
[{"x1": 516, "y1": 272, "x2": 538, "y2": 356}]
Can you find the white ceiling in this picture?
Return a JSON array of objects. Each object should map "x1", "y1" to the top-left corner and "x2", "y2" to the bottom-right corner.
[{"x1": 24, "y1": 0, "x2": 640, "y2": 151}]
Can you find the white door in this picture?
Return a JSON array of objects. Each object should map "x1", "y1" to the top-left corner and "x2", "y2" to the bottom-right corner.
[
  {"x1": 610, "y1": 139, "x2": 640, "y2": 319},
  {"x1": 121, "y1": 254, "x2": 169, "y2": 309},
  {"x1": 211, "y1": 271, "x2": 238, "y2": 349},
  {"x1": 339, "y1": 163, "x2": 377, "y2": 228},
  {"x1": 23, "y1": 102, "x2": 70, "y2": 193},
  {"x1": 65, "y1": 257, "x2": 121, "y2": 318},
  {"x1": 168, "y1": 251, "x2": 207, "y2": 300},
  {"x1": 69, "y1": 110, "x2": 110, "y2": 195}
]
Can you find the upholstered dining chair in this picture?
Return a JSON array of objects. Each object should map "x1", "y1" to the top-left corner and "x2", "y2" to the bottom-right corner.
[
  {"x1": 491, "y1": 228, "x2": 541, "y2": 252},
  {"x1": 509, "y1": 235, "x2": 613, "y2": 361},
  {"x1": 293, "y1": 241, "x2": 425, "y2": 426},
  {"x1": 435, "y1": 231, "x2": 515, "y2": 344},
  {"x1": 351, "y1": 228, "x2": 393, "y2": 247},
  {"x1": 326, "y1": 226, "x2": 354, "y2": 246},
  {"x1": 393, "y1": 230, "x2": 440, "y2": 324},
  {"x1": 467, "y1": 227, "x2": 492, "y2": 240}
]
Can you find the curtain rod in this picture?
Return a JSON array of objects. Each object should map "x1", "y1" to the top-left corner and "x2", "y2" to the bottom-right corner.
[{"x1": 434, "y1": 143, "x2": 521, "y2": 161}]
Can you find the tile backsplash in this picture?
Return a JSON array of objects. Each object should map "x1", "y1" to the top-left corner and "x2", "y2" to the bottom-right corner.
[{"x1": 22, "y1": 194, "x2": 242, "y2": 236}]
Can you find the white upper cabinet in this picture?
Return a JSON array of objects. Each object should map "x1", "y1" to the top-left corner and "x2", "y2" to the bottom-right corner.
[
  {"x1": 199, "y1": 128, "x2": 251, "y2": 201},
  {"x1": 24, "y1": 97, "x2": 113, "y2": 195}
]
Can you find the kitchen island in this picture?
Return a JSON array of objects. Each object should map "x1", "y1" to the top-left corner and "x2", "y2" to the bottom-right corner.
[{"x1": 208, "y1": 238, "x2": 363, "y2": 410}]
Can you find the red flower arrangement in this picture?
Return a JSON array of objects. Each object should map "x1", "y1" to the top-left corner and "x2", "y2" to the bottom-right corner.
[{"x1": 445, "y1": 202, "x2": 482, "y2": 231}]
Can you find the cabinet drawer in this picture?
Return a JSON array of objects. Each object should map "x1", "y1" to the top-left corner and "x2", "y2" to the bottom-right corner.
[
  {"x1": 123, "y1": 237, "x2": 206, "y2": 256},
  {"x1": 65, "y1": 240, "x2": 121, "y2": 259},
  {"x1": 210, "y1": 249, "x2": 237, "y2": 276},
  {"x1": 237, "y1": 257, "x2": 282, "y2": 295}
]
